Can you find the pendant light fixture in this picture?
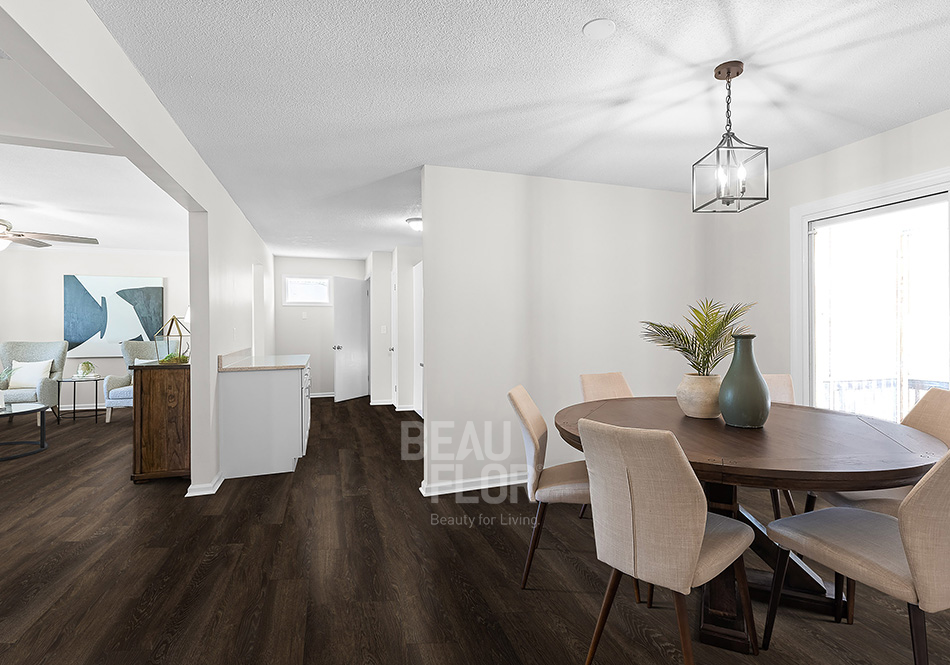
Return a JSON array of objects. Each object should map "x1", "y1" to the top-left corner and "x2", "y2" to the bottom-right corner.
[{"x1": 692, "y1": 61, "x2": 768, "y2": 213}]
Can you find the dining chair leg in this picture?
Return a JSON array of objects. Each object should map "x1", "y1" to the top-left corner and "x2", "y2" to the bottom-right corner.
[
  {"x1": 846, "y1": 577, "x2": 856, "y2": 625},
  {"x1": 647, "y1": 583, "x2": 655, "y2": 608},
  {"x1": 578, "y1": 504, "x2": 587, "y2": 519},
  {"x1": 733, "y1": 556, "x2": 759, "y2": 655},
  {"x1": 762, "y1": 547, "x2": 791, "y2": 650},
  {"x1": 804, "y1": 491, "x2": 818, "y2": 513},
  {"x1": 908, "y1": 603, "x2": 929, "y2": 665},
  {"x1": 834, "y1": 572, "x2": 844, "y2": 623},
  {"x1": 769, "y1": 489, "x2": 782, "y2": 520},
  {"x1": 584, "y1": 568, "x2": 623, "y2": 665},
  {"x1": 782, "y1": 489, "x2": 798, "y2": 515},
  {"x1": 633, "y1": 578, "x2": 641, "y2": 604},
  {"x1": 520, "y1": 501, "x2": 547, "y2": 589},
  {"x1": 672, "y1": 591, "x2": 695, "y2": 665}
]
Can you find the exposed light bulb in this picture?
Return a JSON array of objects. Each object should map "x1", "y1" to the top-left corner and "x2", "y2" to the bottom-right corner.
[{"x1": 717, "y1": 167, "x2": 729, "y2": 200}]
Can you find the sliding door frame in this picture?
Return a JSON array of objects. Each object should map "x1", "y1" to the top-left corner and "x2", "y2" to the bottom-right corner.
[{"x1": 789, "y1": 168, "x2": 950, "y2": 407}]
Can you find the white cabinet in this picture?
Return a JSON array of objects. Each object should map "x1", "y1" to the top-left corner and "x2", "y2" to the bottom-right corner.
[{"x1": 218, "y1": 355, "x2": 311, "y2": 479}]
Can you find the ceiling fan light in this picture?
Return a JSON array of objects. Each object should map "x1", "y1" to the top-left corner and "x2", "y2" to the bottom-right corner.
[{"x1": 0, "y1": 239, "x2": 10, "y2": 252}]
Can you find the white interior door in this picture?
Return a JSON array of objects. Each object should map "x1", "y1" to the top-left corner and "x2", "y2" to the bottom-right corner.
[
  {"x1": 412, "y1": 262, "x2": 424, "y2": 417},
  {"x1": 333, "y1": 277, "x2": 369, "y2": 402},
  {"x1": 391, "y1": 266, "x2": 398, "y2": 405}
]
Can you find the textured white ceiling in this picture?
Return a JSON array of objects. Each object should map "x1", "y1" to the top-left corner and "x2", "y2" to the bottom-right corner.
[
  {"x1": 83, "y1": 0, "x2": 950, "y2": 258},
  {"x1": 0, "y1": 143, "x2": 187, "y2": 252}
]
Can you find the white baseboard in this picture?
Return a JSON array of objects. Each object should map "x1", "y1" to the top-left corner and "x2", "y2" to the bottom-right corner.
[
  {"x1": 395, "y1": 404, "x2": 417, "y2": 412},
  {"x1": 311, "y1": 392, "x2": 333, "y2": 399},
  {"x1": 370, "y1": 400, "x2": 393, "y2": 406},
  {"x1": 419, "y1": 470, "x2": 528, "y2": 497},
  {"x1": 185, "y1": 472, "x2": 224, "y2": 497}
]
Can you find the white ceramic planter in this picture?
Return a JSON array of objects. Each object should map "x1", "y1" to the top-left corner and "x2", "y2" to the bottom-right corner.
[{"x1": 676, "y1": 373, "x2": 722, "y2": 419}]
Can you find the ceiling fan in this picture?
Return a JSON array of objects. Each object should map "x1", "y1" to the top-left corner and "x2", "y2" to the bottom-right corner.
[{"x1": 0, "y1": 218, "x2": 99, "y2": 250}]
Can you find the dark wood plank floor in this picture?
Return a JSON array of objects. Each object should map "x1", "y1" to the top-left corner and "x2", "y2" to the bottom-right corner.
[{"x1": 0, "y1": 398, "x2": 946, "y2": 664}]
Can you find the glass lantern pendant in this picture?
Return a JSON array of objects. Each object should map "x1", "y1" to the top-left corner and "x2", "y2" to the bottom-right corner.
[{"x1": 692, "y1": 61, "x2": 768, "y2": 213}]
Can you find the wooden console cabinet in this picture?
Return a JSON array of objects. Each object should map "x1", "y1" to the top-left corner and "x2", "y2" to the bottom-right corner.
[{"x1": 132, "y1": 363, "x2": 190, "y2": 482}]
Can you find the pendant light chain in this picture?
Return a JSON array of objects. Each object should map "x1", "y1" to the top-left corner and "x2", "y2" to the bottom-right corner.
[{"x1": 724, "y1": 78, "x2": 732, "y2": 135}]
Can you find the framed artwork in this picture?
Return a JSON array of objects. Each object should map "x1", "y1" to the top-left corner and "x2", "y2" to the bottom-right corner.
[{"x1": 64, "y1": 275, "x2": 165, "y2": 357}]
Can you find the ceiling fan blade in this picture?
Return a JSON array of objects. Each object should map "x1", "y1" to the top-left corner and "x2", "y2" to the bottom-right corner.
[
  {"x1": 17, "y1": 232, "x2": 99, "y2": 245},
  {"x1": 8, "y1": 236, "x2": 51, "y2": 248}
]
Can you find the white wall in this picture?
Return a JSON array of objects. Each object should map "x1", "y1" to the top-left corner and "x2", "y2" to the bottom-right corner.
[
  {"x1": 0, "y1": 246, "x2": 189, "y2": 407},
  {"x1": 365, "y1": 250, "x2": 393, "y2": 404},
  {"x1": 704, "y1": 107, "x2": 950, "y2": 399},
  {"x1": 422, "y1": 165, "x2": 703, "y2": 494},
  {"x1": 393, "y1": 245, "x2": 423, "y2": 410},
  {"x1": 0, "y1": 1, "x2": 276, "y2": 494},
  {"x1": 274, "y1": 256, "x2": 365, "y2": 396}
]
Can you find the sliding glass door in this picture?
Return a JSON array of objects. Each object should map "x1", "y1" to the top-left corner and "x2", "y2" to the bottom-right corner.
[{"x1": 810, "y1": 195, "x2": 950, "y2": 421}]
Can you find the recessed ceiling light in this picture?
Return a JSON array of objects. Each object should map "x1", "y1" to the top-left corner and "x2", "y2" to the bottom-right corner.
[
  {"x1": 582, "y1": 18, "x2": 616, "y2": 40},
  {"x1": 406, "y1": 217, "x2": 423, "y2": 232}
]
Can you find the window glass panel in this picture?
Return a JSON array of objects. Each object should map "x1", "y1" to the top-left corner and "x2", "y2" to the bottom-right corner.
[
  {"x1": 811, "y1": 197, "x2": 949, "y2": 421},
  {"x1": 284, "y1": 277, "x2": 330, "y2": 305}
]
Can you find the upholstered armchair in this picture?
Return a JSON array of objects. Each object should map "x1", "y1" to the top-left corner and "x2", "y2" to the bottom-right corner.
[
  {"x1": 104, "y1": 341, "x2": 171, "y2": 423},
  {"x1": 0, "y1": 341, "x2": 68, "y2": 423}
]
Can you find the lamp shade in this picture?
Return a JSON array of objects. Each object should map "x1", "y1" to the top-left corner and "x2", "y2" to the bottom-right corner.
[{"x1": 692, "y1": 133, "x2": 768, "y2": 213}]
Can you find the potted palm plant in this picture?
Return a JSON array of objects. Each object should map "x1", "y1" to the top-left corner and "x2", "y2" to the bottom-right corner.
[{"x1": 641, "y1": 299, "x2": 754, "y2": 418}]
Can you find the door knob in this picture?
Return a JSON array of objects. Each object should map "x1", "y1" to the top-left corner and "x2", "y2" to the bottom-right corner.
[{"x1": 389, "y1": 347, "x2": 394, "y2": 352}]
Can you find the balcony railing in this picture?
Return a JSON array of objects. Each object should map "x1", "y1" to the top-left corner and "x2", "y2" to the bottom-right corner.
[{"x1": 818, "y1": 378, "x2": 950, "y2": 422}]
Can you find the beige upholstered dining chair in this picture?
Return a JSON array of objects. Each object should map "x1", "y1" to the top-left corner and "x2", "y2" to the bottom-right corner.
[
  {"x1": 580, "y1": 372, "x2": 633, "y2": 402},
  {"x1": 577, "y1": 372, "x2": 635, "y2": 521},
  {"x1": 763, "y1": 448, "x2": 950, "y2": 664},
  {"x1": 578, "y1": 419, "x2": 757, "y2": 665},
  {"x1": 508, "y1": 385, "x2": 591, "y2": 589},
  {"x1": 813, "y1": 388, "x2": 950, "y2": 517},
  {"x1": 763, "y1": 373, "x2": 799, "y2": 519},
  {"x1": 763, "y1": 373, "x2": 795, "y2": 404}
]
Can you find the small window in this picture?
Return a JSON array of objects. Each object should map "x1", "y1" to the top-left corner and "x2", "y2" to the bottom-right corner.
[{"x1": 283, "y1": 276, "x2": 331, "y2": 306}]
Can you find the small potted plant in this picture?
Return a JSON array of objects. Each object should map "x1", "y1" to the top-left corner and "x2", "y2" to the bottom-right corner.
[
  {"x1": 76, "y1": 361, "x2": 98, "y2": 377},
  {"x1": 641, "y1": 299, "x2": 754, "y2": 418},
  {"x1": 154, "y1": 315, "x2": 191, "y2": 364}
]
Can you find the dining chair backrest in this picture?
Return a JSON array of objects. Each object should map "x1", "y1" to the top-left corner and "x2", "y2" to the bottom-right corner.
[
  {"x1": 578, "y1": 418, "x2": 707, "y2": 595},
  {"x1": 763, "y1": 374, "x2": 795, "y2": 404},
  {"x1": 508, "y1": 385, "x2": 548, "y2": 501},
  {"x1": 901, "y1": 388, "x2": 950, "y2": 446},
  {"x1": 580, "y1": 372, "x2": 633, "y2": 402},
  {"x1": 899, "y1": 448, "x2": 950, "y2": 613}
]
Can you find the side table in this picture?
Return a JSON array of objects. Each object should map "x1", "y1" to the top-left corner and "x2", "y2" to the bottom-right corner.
[{"x1": 57, "y1": 376, "x2": 105, "y2": 423}]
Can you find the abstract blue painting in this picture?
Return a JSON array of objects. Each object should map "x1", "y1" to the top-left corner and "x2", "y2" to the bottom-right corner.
[{"x1": 64, "y1": 275, "x2": 165, "y2": 357}]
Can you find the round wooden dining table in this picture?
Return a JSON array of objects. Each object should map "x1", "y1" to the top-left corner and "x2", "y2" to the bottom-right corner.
[{"x1": 554, "y1": 396, "x2": 946, "y2": 654}]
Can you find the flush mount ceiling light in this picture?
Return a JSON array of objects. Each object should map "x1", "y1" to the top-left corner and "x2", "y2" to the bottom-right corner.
[
  {"x1": 582, "y1": 18, "x2": 616, "y2": 40},
  {"x1": 406, "y1": 217, "x2": 423, "y2": 232},
  {"x1": 692, "y1": 61, "x2": 768, "y2": 213}
]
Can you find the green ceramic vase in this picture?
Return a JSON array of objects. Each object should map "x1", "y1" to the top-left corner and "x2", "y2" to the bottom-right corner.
[{"x1": 719, "y1": 333, "x2": 770, "y2": 428}]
